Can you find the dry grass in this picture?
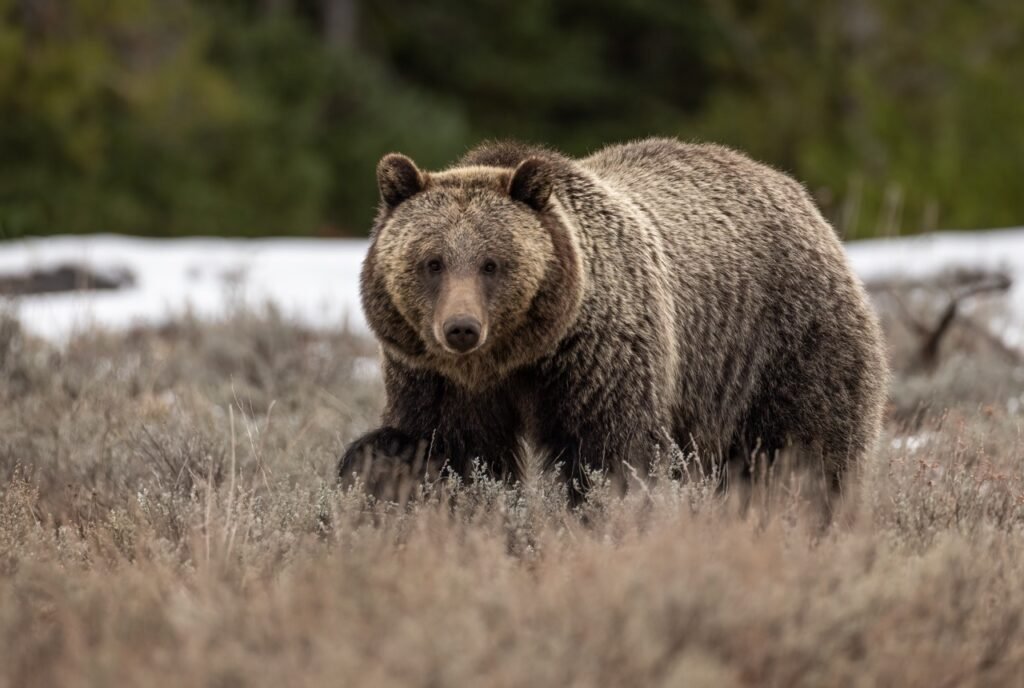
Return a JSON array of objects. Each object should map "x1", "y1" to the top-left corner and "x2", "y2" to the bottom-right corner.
[{"x1": 2, "y1": 303, "x2": 1024, "y2": 687}]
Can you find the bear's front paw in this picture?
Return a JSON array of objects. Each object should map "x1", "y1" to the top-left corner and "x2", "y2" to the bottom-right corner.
[{"x1": 337, "y1": 428, "x2": 442, "y2": 500}]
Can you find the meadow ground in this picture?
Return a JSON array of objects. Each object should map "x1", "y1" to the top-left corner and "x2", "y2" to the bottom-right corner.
[{"x1": 1, "y1": 294, "x2": 1024, "y2": 687}]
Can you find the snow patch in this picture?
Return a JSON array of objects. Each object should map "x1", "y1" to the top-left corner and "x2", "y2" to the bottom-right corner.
[
  {"x1": 0, "y1": 235, "x2": 368, "y2": 340},
  {"x1": 2, "y1": 228, "x2": 1024, "y2": 343},
  {"x1": 890, "y1": 432, "x2": 936, "y2": 453},
  {"x1": 846, "y1": 228, "x2": 1024, "y2": 345}
]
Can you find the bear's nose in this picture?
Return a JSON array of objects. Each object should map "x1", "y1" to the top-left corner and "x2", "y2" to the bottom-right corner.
[{"x1": 443, "y1": 316, "x2": 481, "y2": 353}]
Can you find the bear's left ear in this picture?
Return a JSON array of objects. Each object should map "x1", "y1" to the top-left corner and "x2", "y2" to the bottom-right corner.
[
  {"x1": 508, "y1": 157, "x2": 553, "y2": 211},
  {"x1": 377, "y1": 153, "x2": 425, "y2": 208}
]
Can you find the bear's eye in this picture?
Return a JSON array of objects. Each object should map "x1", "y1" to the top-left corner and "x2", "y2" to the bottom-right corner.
[
  {"x1": 481, "y1": 260, "x2": 498, "y2": 275},
  {"x1": 426, "y1": 259, "x2": 443, "y2": 274}
]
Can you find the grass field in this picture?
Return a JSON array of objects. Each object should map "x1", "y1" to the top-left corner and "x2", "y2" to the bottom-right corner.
[{"x1": 2, "y1": 297, "x2": 1024, "y2": 687}]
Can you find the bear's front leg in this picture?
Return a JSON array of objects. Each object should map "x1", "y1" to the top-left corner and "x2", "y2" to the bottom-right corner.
[
  {"x1": 539, "y1": 424, "x2": 662, "y2": 506},
  {"x1": 338, "y1": 356, "x2": 523, "y2": 498},
  {"x1": 338, "y1": 358, "x2": 448, "y2": 498},
  {"x1": 338, "y1": 426, "x2": 445, "y2": 500},
  {"x1": 533, "y1": 351, "x2": 668, "y2": 505}
]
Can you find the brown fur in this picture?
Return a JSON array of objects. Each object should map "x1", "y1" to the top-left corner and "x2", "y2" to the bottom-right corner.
[{"x1": 340, "y1": 138, "x2": 889, "y2": 504}]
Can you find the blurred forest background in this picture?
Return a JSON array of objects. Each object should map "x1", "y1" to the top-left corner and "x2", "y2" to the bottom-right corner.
[{"x1": 1, "y1": 0, "x2": 1023, "y2": 239}]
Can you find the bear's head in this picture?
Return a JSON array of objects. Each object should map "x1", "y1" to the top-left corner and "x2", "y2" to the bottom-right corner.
[{"x1": 361, "y1": 153, "x2": 585, "y2": 390}]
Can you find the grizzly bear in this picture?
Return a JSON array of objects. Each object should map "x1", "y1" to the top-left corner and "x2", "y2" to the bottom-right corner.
[{"x1": 339, "y1": 138, "x2": 888, "y2": 505}]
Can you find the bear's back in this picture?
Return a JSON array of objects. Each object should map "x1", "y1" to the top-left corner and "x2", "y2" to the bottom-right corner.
[{"x1": 581, "y1": 138, "x2": 828, "y2": 244}]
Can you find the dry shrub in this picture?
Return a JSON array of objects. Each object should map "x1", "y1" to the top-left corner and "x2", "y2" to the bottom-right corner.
[{"x1": 2, "y1": 307, "x2": 1024, "y2": 687}]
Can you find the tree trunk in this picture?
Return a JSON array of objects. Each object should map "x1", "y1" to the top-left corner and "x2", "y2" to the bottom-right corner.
[{"x1": 323, "y1": 0, "x2": 356, "y2": 48}]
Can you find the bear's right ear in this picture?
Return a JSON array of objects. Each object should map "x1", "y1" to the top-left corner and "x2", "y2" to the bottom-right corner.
[
  {"x1": 377, "y1": 153, "x2": 424, "y2": 208},
  {"x1": 508, "y1": 157, "x2": 553, "y2": 211}
]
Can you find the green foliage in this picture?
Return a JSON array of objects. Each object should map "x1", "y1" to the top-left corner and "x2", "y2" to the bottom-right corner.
[
  {"x1": 695, "y1": 0, "x2": 1024, "y2": 237},
  {"x1": 360, "y1": 0, "x2": 714, "y2": 149},
  {"x1": 1, "y1": 0, "x2": 1023, "y2": 237}
]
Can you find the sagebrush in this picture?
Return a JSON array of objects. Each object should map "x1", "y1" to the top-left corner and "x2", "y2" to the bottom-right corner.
[{"x1": 1, "y1": 305, "x2": 1023, "y2": 687}]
